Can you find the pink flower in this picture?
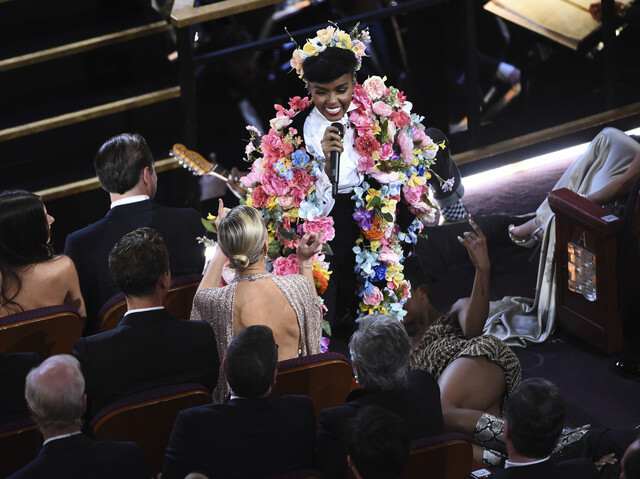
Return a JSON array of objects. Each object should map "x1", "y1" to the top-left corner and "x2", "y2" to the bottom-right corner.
[
  {"x1": 288, "y1": 169, "x2": 314, "y2": 199},
  {"x1": 371, "y1": 169, "x2": 400, "y2": 184},
  {"x1": 276, "y1": 195, "x2": 296, "y2": 209},
  {"x1": 262, "y1": 174, "x2": 290, "y2": 196},
  {"x1": 273, "y1": 254, "x2": 299, "y2": 276},
  {"x1": 301, "y1": 216, "x2": 335, "y2": 242},
  {"x1": 378, "y1": 248, "x2": 400, "y2": 265},
  {"x1": 350, "y1": 110, "x2": 375, "y2": 136},
  {"x1": 372, "y1": 101, "x2": 392, "y2": 117},
  {"x1": 408, "y1": 201, "x2": 437, "y2": 220},
  {"x1": 386, "y1": 121, "x2": 397, "y2": 142},
  {"x1": 288, "y1": 96, "x2": 310, "y2": 112},
  {"x1": 390, "y1": 110, "x2": 411, "y2": 129},
  {"x1": 363, "y1": 286, "x2": 384, "y2": 306},
  {"x1": 270, "y1": 115, "x2": 292, "y2": 131},
  {"x1": 355, "y1": 135, "x2": 381, "y2": 157},
  {"x1": 412, "y1": 128, "x2": 432, "y2": 148},
  {"x1": 400, "y1": 281, "x2": 411, "y2": 299},
  {"x1": 397, "y1": 131, "x2": 414, "y2": 163},
  {"x1": 363, "y1": 76, "x2": 387, "y2": 99},
  {"x1": 402, "y1": 184, "x2": 425, "y2": 205},
  {"x1": 358, "y1": 155, "x2": 376, "y2": 174},
  {"x1": 380, "y1": 142, "x2": 394, "y2": 160},
  {"x1": 351, "y1": 84, "x2": 373, "y2": 111},
  {"x1": 290, "y1": 49, "x2": 303, "y2": 75},
  {"x1": 352, "y1": 40, "x2": 367, "y2": 59},
  {"x1": 251, "y1": 186, "x2": 270, "y2": 208},
  {"x1": 241, "y1": 169, "x2": 262, "y2": 187}
]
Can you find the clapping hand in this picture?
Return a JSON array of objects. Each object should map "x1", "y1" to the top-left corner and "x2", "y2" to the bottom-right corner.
[{"x1": 457, "y1": 219, "x2": 490, "y2": 273}]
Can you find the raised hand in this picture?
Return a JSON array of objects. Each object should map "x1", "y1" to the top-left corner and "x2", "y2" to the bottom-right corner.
[
  {"x1": 214, "y1": 198, "x2": 230, "y2": 230},
  {"x1": 457, "y1": 219, "x2": 490, "y2": 273},
  {"x1": 297, "y1": 231, "x2": 323, "y2": 265},
  {"x1": 321, "y1": 124, "x2": 344, "y2": 176}
]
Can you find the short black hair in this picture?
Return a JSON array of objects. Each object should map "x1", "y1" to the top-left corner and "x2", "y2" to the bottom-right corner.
[
  {"x1": 505, "y1": 378, "x2": 565, "y2": 458},
  {"x1": 303, "y1": 47, "x2": 358, "y2": 84},
  {"x1": 95, "y1": 133, "x2": 154, "y2": 194},
  {"x1": 348, "y1": 406, "x2": 410, "y2": 479},
  {"x1": 402, "y1": 254, "x2": 432, "y2": 291},
  {"x1": 225, "y1": 325, "x2": 278, "y2": 398},
  {"x1": 108, "y1": 227, "x2": 169, "y2": 297}
]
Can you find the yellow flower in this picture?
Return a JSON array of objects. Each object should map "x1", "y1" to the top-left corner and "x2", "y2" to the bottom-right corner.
[
  {"x1": 407, "y1": 174, "x2": 423, "y2": 187},
  {"x1": 206, "y1": 213, "x2": 215, "y2": 220},
  {"x1": 372, "y1": 151, "x2": 380, "y2": 160},
  {"x1": 267, "y1": 197, "x2": 278, "y2": 210},
  {"x1": 303, "y1": 42, "x2": 319, "y2": 56},
  {"x1": 338, "y1": 32, "x2": 352, "y2": 49},
  {"x1": 385, "y1": 264, "x2": 404, "y2": 288},
  {"x1": 365, "y1": 189, "x2": 380, "y2": 205},
  {"x1": 246, "y1": 196, "x2": 254, "y2": 207},
  {"x1": 285, "y1": 207, "x2": 299, "y2": 219},
  {"x1": 369, "y1": 239, "x2": 381, "y2": 252},
  {"x1": 381, "y1": 198, "x2": 397, "y2": 215}
]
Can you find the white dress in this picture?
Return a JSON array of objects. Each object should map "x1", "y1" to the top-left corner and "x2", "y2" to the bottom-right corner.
[{"x1": 484, "y1": 127, "x2": 640, "y2": 346}]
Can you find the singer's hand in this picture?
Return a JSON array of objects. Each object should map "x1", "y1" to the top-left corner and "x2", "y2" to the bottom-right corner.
[{"x1": 322, "y1": 124, "x2": 344, "y2": 176}]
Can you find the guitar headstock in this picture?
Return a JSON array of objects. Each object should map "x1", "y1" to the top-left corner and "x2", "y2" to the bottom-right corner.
[{"x1": 171, "y1": 143, "x2": 214, "y2": 177}]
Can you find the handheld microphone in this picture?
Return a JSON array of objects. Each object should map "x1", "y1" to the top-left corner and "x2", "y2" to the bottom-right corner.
[{"x1": 330, "y1": 122, "x2": 343, "y2": 196}]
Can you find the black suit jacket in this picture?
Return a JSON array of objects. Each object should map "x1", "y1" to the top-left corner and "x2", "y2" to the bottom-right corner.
[
  {"x1": 490, "y1": 458, "x2": 599, "y2": 479},
  {"x1": 316, "y1": 369, "x2": 444, "y2": 479},
  {"x1": 0, "y1": 352, "x2": 40, "y2": 423},
  {"x1": 163, "y1": 395, "x2": 316, "y2": 479},
  {"x1": 72, "y1": 308, "x2": 219, "y2": 418},
  {"x1": 7, "y1": 433, "x2": 149, "y2": 479},
  {"x1": 63, "y1": 199, "x2": 204, "y2": 332}
]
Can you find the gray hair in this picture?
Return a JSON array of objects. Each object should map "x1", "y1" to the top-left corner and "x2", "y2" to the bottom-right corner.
[
  {"x1": 349, "y1": 313, "x2": 410, "y2": 391},
  {"x1": 25, "y1": 354, "x2": 85, "y2": 435}
]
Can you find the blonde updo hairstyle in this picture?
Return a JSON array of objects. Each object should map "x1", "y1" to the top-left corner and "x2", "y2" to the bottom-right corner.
[{"x1": 217, "y1": 205, "x2": 267, "y2": 270}]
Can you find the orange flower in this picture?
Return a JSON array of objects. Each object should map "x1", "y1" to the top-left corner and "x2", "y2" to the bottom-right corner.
[
  {"x1": 362, "y1": 216, "x2": 386, "y2": 241},
  {"x1": 313, "y1": 269, "x2": 329, "y2": 294}
]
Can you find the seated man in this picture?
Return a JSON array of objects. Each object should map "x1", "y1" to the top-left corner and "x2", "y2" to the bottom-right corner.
[
  {"x1": 8, "y1": 355, "x2": 148, "y2": 479},
  {"x1": 163, "y1": 325, "x2": 317, "y2": 479},
  {"x1": 64, "y1": 133, "x2": 205, "y2": 333},
  {"x1": 491, "y1": 377, "x2": 599, "y2": 478},
  {"x1": 347, "y1": 406, "x2": 410, "y2": 479},
  {"x1": 73, "y1": 228, "x2": 218, "y2": 418},
  {"x1": 316, "y1": 314, "x2": 444, "y2": 479}
]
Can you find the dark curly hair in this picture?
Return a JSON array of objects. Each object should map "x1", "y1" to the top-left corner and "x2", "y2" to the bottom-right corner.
[{"x1": 303, "y1": 47, "x2": 358, "y2": 84}]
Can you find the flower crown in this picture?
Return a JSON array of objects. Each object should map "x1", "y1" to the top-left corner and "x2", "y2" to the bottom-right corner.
[{"x1": 289, "y1": 24, "x2": 370, "y2": 81}]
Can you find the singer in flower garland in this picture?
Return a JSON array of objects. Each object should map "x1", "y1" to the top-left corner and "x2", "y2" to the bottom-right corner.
[{"x1": 288, "y1": 24, "x2": 468, "y2": 326}]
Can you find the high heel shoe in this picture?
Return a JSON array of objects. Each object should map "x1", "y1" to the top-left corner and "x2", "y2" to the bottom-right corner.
[{"x1": 508, "y1": 224, "x2": 544, "y2": 248}]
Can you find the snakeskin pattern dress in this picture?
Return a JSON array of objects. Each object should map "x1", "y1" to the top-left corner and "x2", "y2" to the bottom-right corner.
[
  {"x1": 408, "y1": 313, "x2": 521, "y2": 396},
  {"x1": 191, "y1": 272, "x2": 323, "y2": 403}
]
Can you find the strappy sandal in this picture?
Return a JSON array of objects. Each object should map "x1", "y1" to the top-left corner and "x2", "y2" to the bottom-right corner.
[{"x1": 508, "y1": 224, "x2": 544, "y2": 248}]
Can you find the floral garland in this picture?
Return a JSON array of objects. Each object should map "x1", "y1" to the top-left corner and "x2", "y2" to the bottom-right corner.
[
  {"x1": 348, "y1": 75, "x2": 452, "y2": 319},
  {"x1": 240, "y1": 96, "x2": 333, "y2": 334}
]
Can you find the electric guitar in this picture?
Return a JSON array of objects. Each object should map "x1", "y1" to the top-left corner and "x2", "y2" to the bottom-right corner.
[{"x1": 171, "y1": 143, "x2": 247, "y2": 199}]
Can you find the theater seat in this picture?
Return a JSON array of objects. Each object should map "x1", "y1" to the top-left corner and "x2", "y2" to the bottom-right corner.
[
  {"x1": 402, "y1": 433, "x2": 473, "y2": 479},
  {"x1": 0, "y1": 305, "x2": 83, "y2": 358},
  {"x1": 98, "y1": 274, "x2": 202, "y2": 332},
  {"x1": 272, "y1": 352, "x2": 353, "y2": 419},
  {"x1": 89, "y1": 382, "x2": 212, "y2": 474},
  {"x1": 262, "y1": 469, "x2": 323, "y2": 479},
  {"x1": 0, "y1": 417, "x2": 43, "y2": 478}
]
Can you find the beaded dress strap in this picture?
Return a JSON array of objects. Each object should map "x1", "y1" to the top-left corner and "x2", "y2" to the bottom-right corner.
[{"x1": 232, "y1": 273, "x2": 273, "y2": 283}]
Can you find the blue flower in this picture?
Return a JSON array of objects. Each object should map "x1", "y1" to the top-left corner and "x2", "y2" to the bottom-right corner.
[
  {"x1": 292, "y1": 150, "x2": 310, "y2": 169},
  {"x1": 373, "y1": 264, "x2": 387, "y2": 282}
]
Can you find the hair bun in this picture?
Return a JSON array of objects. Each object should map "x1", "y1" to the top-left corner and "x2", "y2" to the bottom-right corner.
[{"x1": 232, "y1": 254, "x2": 250, "y2": 269}]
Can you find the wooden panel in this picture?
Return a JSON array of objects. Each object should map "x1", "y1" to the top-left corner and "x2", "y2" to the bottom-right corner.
[
  {"x1": 0, "y1": 22, "x2": 170, "y2": 72},
  {"x1": 170, "y1": 0, "x2": 286, "y2": 27},
  {"x1": 455, "y1": 101, "x2": 640, "y2": 165},
  {"x1": 0, "y1": 87, "x2": 180, "y2": 143},
  {"x1": 36, "y1": 158, "x2": 180, "y2": 202}
]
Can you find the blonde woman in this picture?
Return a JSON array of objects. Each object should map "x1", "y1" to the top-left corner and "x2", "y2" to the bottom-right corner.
[{"x1": 191, "y1": 200, "x2": 324, "y2": 402}]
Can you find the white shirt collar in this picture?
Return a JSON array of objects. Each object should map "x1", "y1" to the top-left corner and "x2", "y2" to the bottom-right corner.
[
  {"x1": 110, "y1": 195, "x2": 150, "y2": 209},
  {"x1": 505, "y1": 456, "x2": 551, "y2": 468},
  {"x1": 124, "y1": 306, "x2": 165, "y2": 316},
  {"x1": 43, "y1": 430, "x2": 82, "y2": 446}
]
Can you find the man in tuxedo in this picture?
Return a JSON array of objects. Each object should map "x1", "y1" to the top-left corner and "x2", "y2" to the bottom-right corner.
[
  {"x1": 73, "y1": 228, "x2": 218, "y2": 418},
  {"x1": 316, "y1": 314, "x2": 444, "y2": 479},
  {"x1": 491, "y1": 378, "x2": 599, "y2": 479},
  {"x1": 64, "y1": 132, "x2": 204, "y2": 333},
  {"x1": 162, "y1": 325, "x2": 317, "y2": 479},
  {"x1": 8, "y1": 354, "x2": 149, "y2": 479}
]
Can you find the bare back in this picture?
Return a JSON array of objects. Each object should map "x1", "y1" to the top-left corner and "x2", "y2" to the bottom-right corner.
[
  {"x1": 0, "y1": 255, "x2": 86, "y2": 318},
  {"x1": 233, "y1": 277, "x2": 301, "y2": 360}
]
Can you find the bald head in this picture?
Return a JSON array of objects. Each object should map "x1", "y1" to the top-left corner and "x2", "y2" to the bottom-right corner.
[{"x1": 25, "y1": 354, "x2": 85, "y2": 437}]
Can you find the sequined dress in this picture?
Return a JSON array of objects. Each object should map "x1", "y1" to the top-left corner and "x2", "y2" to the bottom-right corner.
[
  {"x1": 408, "y1": 313, "x2": 521, "y2": 396},
  {"x1": 191, "y1": 272, "x2": 323, "y2": 402}
]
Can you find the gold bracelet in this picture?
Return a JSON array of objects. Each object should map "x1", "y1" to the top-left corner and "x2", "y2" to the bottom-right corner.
[{"x1": 298, "y1": 263, "x2": 313, "y2": 269}]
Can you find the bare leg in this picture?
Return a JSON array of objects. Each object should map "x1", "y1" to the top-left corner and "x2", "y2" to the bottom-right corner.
[{"x1": 438, "y1": 356, "x2": 507, "y2": 437}]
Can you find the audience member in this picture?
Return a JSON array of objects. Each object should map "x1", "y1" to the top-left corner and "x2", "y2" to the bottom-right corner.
[
  {"x1": 316, "y1": 313, "x2": 444, "y2": 479},
  {"x1": 622, "y1": 436, "x2": 640, "y2": 479},
  {"x1": 403, "y1": 220, "x2": 521, "y2": 466},
  {"x1": 347, "y1": 406, "x2": 410, "y2": 479},
  {"x1": 0, "y1": 351, "x2": 40, "y2": 422},
  {"x1": 64, "y1": 133, "x2": 204, "y2": 332},
  {"x1": 163, "y1": 325, "x2": 316, "y2": 479},
  {"x1": 191, "y1": 202, "x2": 323, "y2": 402},
  {"x1": 72, "y1": 228, "x2": 218, "y2": 418},
  {"x1": 7, "y1": 354, "x2": 149, "y2": 479},
  {"x1": 490, "y1": 378, "x2": 598, "y2": 479},
  {"x1": 0, "y1": 190, "x2": 85, "y2": 318}
]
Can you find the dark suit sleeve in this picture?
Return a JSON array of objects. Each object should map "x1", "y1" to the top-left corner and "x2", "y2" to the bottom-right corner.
[
  {"x1": 163, "y1": 410, "x2": 196, "y2": 479},
  {"x1": 557, "y1": 458, "x2": 599, "y2": 479},
  {"x1": 195, "y1": 321, "x2": 219, "y2": 391},
  {"x1": 71, "y1": 338, "x2": 93, "y2": 410},
  {"x1": 120, "y1": 442, "x2": 152, "y2": 479},
  {"x1": 316, "y1": 407, "x2": 350, "y2": 479}
]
